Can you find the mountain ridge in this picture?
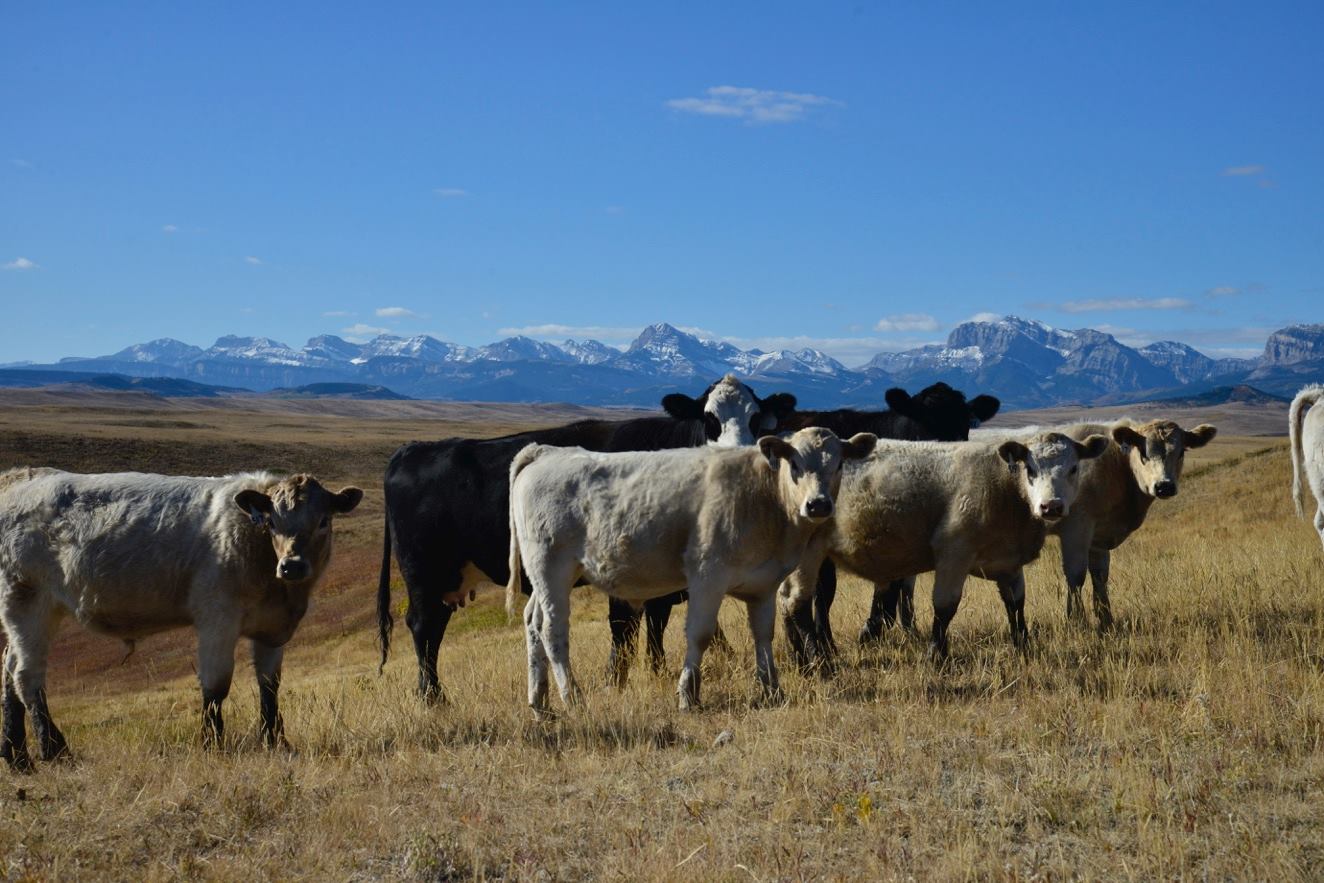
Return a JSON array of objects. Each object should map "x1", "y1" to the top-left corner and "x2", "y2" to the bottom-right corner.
[{"x1": 14, "y1": 318, "x2": 1323, "y2": 409}]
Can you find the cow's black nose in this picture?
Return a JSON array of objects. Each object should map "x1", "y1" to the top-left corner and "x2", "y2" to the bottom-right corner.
[
  {"x1": 1154, "y1": 481, "x2": 1176, "y2": 498},
  {"x1": 1039, "y1": 499, "x2": 1065, "y2": 519},
  {"x1": 278, "y1": 558, "x2": 310, "y2": 580},
  {"x1": 805, "y1": 497, "x2": 833, "y2": 519}
]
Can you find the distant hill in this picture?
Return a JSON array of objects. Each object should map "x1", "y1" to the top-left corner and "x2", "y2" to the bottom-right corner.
[
  {"x1": 264, "y1": 382, "x2": 410, "y2": 400},
  {"x1": 1148, "y1": 384, "x2": 1291, "y2": 408},
  {"x1": 0, "y1": 369, "x2": 246, "y2": 397},
  {"x1": 11, "y1": 318, "x2": 1324, "y2": 409}
]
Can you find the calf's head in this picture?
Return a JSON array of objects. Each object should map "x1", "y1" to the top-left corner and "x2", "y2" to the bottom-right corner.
[
  {"x1": 1111, "y1": 420, "x2": 1217, "y2": 499},
  {"x1": 664, "y1": 374, "x2": 797, "y2": 448},
  {"x1": 759, "y1": 427, "x2": 877, "y2": 522},
  {"x1": 998, "y1": 432, "x2": 1109, "y2": 521},
  {"x1": 886, "y1": 382, "x2": 1001, "y2": 440},
  {"x1": 235, "y1": 475, "x2": 364, "y2": 582}
]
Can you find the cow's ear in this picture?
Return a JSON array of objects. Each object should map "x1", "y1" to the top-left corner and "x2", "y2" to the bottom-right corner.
[
  {"x1": 762, "y1": 392, "x2": 797, "y2": 424},
  {"x1": 842, "y1": 432, "x2": 877, "y2": 460},
  {"x1": 884, "y1": 388, "x2": 915, "y2": 415},
  {"x1": 997, "y1": 440, "x2": 1029, "y2": 467},
  {"x1": 758, "y1": 436, "x2": 796, "y2": 471},
  {"x1": 662, "y1": 393, "x2": 703, "y2": 420},
  {"x1": 234, "y1": 490, "x2": 274, "y2": 524},
  {"x1": 332, "y1": 487, "x2": 364, "y2": 514},
  {"x1": 970, "y1": 395, "x2": 1001, "y2": 423},
  {"x1": 1183, "y1": 424, "x2": 1217, "y2": 448},
  {"x1": 1112, "y1": 426, "x2": 1145, "y2": 450},
  {"x1": 1075, "y1": 434, "x2": 1110, "y2": 460}
]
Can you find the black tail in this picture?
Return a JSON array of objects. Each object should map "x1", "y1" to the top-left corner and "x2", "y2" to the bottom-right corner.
[{"x1": 377, "y1": 509, "x2": 393, "y2": 673}]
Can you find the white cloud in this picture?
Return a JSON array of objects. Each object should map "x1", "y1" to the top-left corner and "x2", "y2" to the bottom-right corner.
[
  {"x1": 162, "y1": 224, "x2": 178, "y2": 234},
  {"x1": 376, "y1": 306, "x2": 420, "y2": 319},
  {"x1": 433, "y1": 187, "x2": 469, "y2": 198},
  {"x1": 1059, "y1": 297, "x2": 1193, "y2": 313},
  {"x1": 3, "y1": 257, "x2": 37, "y2": 271},
  {"x1": 10, "y1": 158, "x2": 33, "y2": 169},
  {"x1": 604, "y1": 205, "x2": 625, "y2": 215},
  {"x1": 341, "y1": 323, "x2": 391, "y2": 340},
  {"x1": 321, "y1": 310, "x2": 354, "y2": 318},
  {"x1": 875, "y1": 313, "x2": 940, "y2": 333},
  {"x1": 964, "y1": 312, "x2": 1004, "y2": 324},
  {"x1": 1206, "y1": 285, "x2": 1239, "y2": 297},
  {"x1": 666, "y1": 85, "x2": 843, "y2": 124},
  {"x1": 1222, "y1": 164, "x2": 1266, "y2": 176},
  {"x1": 243, "y1": 256, "x2": 262, "y2": 265}
]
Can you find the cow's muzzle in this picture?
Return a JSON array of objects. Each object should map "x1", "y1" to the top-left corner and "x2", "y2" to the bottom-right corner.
[
  {"x1": 803, "y1": 497, "x2": 834, "y2": 520},
  {"x1": 277, "y1": 557, "x2": 311, "y2": 581},
  {"x1": 1153, "y1": 480, "x2": 1176, "y2": 498},
  {"x1": 1038, "y1": 499, "x2": 1065, "y2": 520}
]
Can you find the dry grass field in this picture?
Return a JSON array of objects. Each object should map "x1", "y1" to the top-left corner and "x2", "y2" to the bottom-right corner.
[{"x1": 1, "y1": 391, "x2": 1321, "y2": 881}]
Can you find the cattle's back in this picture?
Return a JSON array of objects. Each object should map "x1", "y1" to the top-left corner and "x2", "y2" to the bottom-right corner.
[
  {"x1": 0, "y1": 471, "x2": 276, "y2": 629},
  {"x1": 514, "y1": 446, "x2": 740, "y2": 596}
]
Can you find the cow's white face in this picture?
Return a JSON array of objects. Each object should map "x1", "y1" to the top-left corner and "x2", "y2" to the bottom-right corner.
[
  {"x1": 760, "y1": 428, "x2": 877, "y2": 522},
  {"x1": 998, "y1": 432, "x2": 1109, "y2": 521},
  {"x1": 704, "y1": 375, "x2": 768, "y2": 448},
  {"x1": 235, "y1": 475, "x2": 363, "y2": 582},
  {"x1": 1113, "y1": 421, "x2": 1217, "y2": 499}
]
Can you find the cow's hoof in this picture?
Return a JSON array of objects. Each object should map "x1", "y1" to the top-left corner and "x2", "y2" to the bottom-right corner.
[
  {"x1": 40, "y1": 743, "x2": 72, "y2": 765},
  {"x1": 2, "y1": 744, "x2": 34, "y2": 774},
  {"x1": 753, "y1": 687, "x2": 786, "y2": 709},
  {"x1": 419, "y1": 686, "x2": 448, "y2": 707},
  {"x1": 857, "y1": 624, "x2": 884, "y2": 646}
]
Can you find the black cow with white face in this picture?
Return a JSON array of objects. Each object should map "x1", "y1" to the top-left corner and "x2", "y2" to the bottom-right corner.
[
  {"x1": 780, "y1": 383, "x2": 1002, "y2": 667},
  {"x1": 377, "y1": 375, "x2": 796, "y2": 701}
]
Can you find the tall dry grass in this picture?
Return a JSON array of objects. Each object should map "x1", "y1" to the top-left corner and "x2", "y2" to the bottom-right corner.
[{"x1": 2, "y1": 433, "x2": 1323, "y2": 881}]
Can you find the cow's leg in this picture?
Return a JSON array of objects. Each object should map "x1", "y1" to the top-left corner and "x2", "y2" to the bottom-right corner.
[
  {"x1": 1060, "y1": 523, "x2": 1091, "y2": 625},
  {"x1": 252, "y1": 640, "x2": 287, "y2": 749},
  {"x1": 643, "y1": 592, "x2": 679, "y2": 675},
  {"x1": 781, "y1": 594, "x2": 821, "y2": 675},
  {"x1": 406, "y1": 592, "x2": 454, "y2": 704},
  {"x1": 523, "y1": 597, "x2": 551, "y2": 717},
  {"x1": 995, "y1": 571, "x2": 1029, "y2": 650},
  {"x1": 197, "y1": 622, "x2": 239, "y2": 748},
  {"x1": 1, "y1": 593, "x2": 65, "y2": 765},
  {"x1": 812, "y1": 561, "x2": 838, "y2": 657},
  {"x1": 1, "y1": 644, "x2": 30, "y2": 771},
  {"x1": 896, "y1": 577, "x2": 917, "y2": 632},
  {"x1": 606, "y1": 597, "x2": 642, "y2": 689},
  {"x1": 678, "y1": 583, "x2": 725, "y2": 711},
  {"x1": 929, "y1": 556, "x2": 971, "y2": 662},
  {"x1": 1315, "y1": 507, "x2": 1324, "y2": 552},
  {"x1": 859, "y1": 580, "x2": 894, "y2": 644},
  {"x1": 1088, "y1": 549, "x2": 1114, "y2": 630},
  {"x1": 533, "y1": 562, "x2": 581, "y2": 709},
  {"x1": 745, "y1": 593, "x2": 782, "y2": 705}
]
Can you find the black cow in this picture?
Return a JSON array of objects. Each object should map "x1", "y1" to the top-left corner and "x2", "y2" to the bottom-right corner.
[
  {"x1": 781, "y1": 383, "x2": 1001, "y2": 670},
  {"x1": 377, "y1": 375, "x2": 796, "y2": 700}
]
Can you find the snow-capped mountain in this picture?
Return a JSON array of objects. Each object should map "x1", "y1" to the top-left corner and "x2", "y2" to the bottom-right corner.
[
  {"x1": 561, "y1": 338, "x2": 619, "y2": 365},
  {"x1": 475, "y1": 336, "x2": 576, "y2": 363},
  {"x1": 15, "y1": 318, "x2": 1324, "y2": 408}
]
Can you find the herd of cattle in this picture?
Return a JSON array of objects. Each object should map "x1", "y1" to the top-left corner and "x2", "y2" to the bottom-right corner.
[{"x1": 2, "y1": 376, "x2": 1322, "y2": 767}]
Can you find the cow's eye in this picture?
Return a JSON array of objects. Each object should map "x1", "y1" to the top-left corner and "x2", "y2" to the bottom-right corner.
[
  {"x1": 319, "y1": 516, "x2": 330, "y2": 529},
  {"x1": 1070, "y1": 465, "x2": 1078, "y2": 476}
]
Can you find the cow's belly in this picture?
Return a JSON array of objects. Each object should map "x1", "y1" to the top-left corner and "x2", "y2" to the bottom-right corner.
[
  {"x1": 586, "y1": 559, "x2": 688, "y2": 601},
  {"x1": 75, "y1": 583, "x2": 194, "y2": 639}
]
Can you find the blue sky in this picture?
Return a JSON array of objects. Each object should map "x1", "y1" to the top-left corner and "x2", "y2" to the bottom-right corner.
[{"x1": 2, "y1": 2, "x2": 1320, "y2": 366}]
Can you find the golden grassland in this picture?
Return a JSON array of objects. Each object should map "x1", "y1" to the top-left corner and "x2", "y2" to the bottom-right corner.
[{"x1": 1, "y1": 393, "x2": 1321, "y2": 881}]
